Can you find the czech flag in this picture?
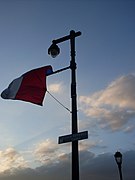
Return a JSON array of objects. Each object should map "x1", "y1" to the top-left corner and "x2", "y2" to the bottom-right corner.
[{"x1": 1, "y1": 65, "x2": 53, "y2": 106}]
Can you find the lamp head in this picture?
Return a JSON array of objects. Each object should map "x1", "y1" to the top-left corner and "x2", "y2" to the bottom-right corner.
[
  {"x1": 48, "y1": 43, "x2": 60, "y2": 58},
  {"x1": 114, "y1": 151, "x2": 122, "y2": 165}
]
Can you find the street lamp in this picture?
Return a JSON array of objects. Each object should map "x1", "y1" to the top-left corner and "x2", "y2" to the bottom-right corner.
[
  {"x1": 114, "y1": 151, "x2": 123, "y2": 180},
  {"x1": 48, "y1": 30, "x2": 83, "y2": 180}
]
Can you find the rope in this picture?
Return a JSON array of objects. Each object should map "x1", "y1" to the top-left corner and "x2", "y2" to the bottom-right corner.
[{"x1": 47, "y1": 90, "x2": 71, "y2": 113}]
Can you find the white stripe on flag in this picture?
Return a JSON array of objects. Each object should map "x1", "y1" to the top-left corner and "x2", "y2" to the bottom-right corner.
[{"x1": 1, "y1": 76, "x2": 23, "y2": 99}]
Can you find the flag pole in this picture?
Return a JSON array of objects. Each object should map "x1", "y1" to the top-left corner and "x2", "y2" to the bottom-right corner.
[{"x1": 46, "y1": 66, "x2": 70, "y2": 76}]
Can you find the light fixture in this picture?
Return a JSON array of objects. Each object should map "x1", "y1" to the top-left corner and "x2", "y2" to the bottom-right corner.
[
  {"x1": 114, "y1": 151, "x2": 122, "y2": 164},
  {"x1": 48, "y1": 43, "x2": 60, "y2": 58},
  {"x1": 114, "y1": 151, "x2": 123, "y2": 180}
]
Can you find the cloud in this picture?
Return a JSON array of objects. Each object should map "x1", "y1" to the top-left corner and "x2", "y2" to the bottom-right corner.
[
  {"x1": 0, "y1": 139, "x2": 105, "y2": 176},
  {"x1": 34, "y1": 138, "x2": 107, "y2": 161},
  {"x1": 34, "y1": 139, "x2": 60, "y2": 164},
  {"x1": 79, "y1": 140, "x2": 107, "y2": 151},
  {"x1": 0, "y1": 147, "x2": 28, "y2": 173},
  {"x1": 123, "y1": 125, "x2": 135, "y2": 133},
  {"x1": 79, "y1": 74, "x2": 135, "y2": 131},
  {"x1": 0, "y1": 150, "x2": 135, "y2": 180},
  {"x1": 48, "y1": 83, "x2": 63, "y2": 93}
]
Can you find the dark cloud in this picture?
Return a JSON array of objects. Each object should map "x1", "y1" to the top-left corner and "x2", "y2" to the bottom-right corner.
[{"x1": 0, "y1": 150, "x2": 135, "y2": 180}]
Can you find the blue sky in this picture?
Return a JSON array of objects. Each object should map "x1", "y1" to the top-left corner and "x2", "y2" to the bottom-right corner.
[{"x1": 0, "y1": 0, "x2": 135, "y2": 179}]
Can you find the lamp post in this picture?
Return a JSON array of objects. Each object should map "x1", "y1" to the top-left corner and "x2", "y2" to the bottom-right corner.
[
  {"x1": 114, "y1": 151, "x2": 123, "y2": 180},
  {"x1": 48, "y1": 30, "x2": 82, "y2": 180}
]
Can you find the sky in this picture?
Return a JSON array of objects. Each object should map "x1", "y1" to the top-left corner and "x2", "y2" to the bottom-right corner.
[{"x1": 0, "y1": 0, "x2": 135, "y2": 179}]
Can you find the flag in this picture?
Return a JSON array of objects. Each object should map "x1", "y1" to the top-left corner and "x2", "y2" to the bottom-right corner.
[{"x1": 1, "y1": 65, "x2": 53, "y2": 106}]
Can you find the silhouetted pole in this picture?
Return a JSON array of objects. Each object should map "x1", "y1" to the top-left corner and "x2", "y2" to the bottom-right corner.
[
  {"x1": 48, "y1": 30, "x2": 81, "y2": 180},
  {"x1": 70, "y1": 30, "x2": 79, "y2": 180},
  {"x1": 118, "y1": 164, "x2": 123, "y2": 180},
  {"x1": 114, "y1": 151, "x2": 123, "y2": 180}
]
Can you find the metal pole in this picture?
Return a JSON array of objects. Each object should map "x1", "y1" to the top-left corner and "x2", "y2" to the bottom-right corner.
[
  {"x1": 118, "y1": 164, "x2": 123, "y2": 180},
  {"x1": 70, "y1": 30, "x2": 79, "y2": 180},
  {"x1": 48, "y1": 30, "x2": 82, "y2": 180}
]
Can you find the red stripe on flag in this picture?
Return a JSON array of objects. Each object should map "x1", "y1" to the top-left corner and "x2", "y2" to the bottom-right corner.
[{"x1": 15, "y1": 66, "x2": 52, "y2": 106}]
